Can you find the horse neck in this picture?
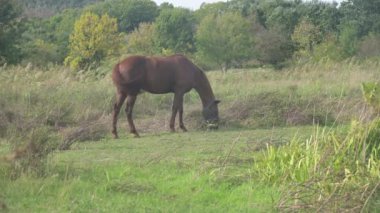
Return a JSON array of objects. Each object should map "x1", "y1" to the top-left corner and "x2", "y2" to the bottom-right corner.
[{"x1": 194, "y1": 71, "x2": 215, "y2": 108}]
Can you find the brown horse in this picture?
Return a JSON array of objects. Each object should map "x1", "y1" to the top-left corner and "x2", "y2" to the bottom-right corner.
[{"x1": 111, "y1": 54, "x2": 220, "y2": 138}]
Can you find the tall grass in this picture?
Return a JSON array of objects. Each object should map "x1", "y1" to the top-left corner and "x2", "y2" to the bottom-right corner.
[{"x1": 252, "y1": 119, "x2": 380, "y2": 211}]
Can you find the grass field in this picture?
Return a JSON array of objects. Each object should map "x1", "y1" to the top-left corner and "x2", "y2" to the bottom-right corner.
[
  {"x1": 1, "y1": 60, "x2": 380, "y2": 212},
  {"x1": 1, "y1": 127, "x2": 317, "y2": 212}
]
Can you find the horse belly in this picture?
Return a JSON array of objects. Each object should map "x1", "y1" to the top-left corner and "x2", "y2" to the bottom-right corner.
[{"x1": 142, "y1": 80, "x2": 174, "y2": 94}]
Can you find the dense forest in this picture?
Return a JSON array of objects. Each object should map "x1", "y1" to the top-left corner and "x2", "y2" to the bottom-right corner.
[{"x1": 1, "y1": 0, "x2": 380, "y2": 71}]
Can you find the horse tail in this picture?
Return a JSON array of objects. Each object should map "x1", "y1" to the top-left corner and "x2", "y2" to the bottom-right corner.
[{"x1": 111, "y1": 63, "x2": 123, "y2": 86}]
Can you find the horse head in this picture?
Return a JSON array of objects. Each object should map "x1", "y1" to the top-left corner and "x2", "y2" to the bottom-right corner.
[{"x1": 202, "y1": 100, "x2": 220, "y2": 129}]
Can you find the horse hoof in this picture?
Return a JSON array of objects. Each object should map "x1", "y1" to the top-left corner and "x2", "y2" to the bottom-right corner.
[{"x1": 131, "y1": 131, "x2": 140, "y2": 138}]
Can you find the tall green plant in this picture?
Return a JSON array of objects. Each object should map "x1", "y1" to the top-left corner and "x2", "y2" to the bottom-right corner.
[{"x1": 362, "y1": 82, "x2": 380, "y2": 114}]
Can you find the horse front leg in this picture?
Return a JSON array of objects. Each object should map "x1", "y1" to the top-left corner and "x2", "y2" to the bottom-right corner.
[
  {"x1": 170, "y1": 94, "x2": 180, "y2": 132},
  {"x1": 179, "y1": 106, "x2": 187, "y2": 132},
  {"x1": 178, "y1": 101, "x2": 187, "y2": 132},
  {"x1": 125, "y1": 95, "x2": 139, "y2": 137},
  {"x1": 112, "y1": 92, "x2": 126, "y2": 139},
  {"x1": 169, "y1": 105, "x2": 178, "y2": 132}
]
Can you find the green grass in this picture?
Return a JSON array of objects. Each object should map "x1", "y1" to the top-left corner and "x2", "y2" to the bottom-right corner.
[
  {"x1": 0, "y1": 127, "x2": 315, "y2": 212},
  {"x1": 1, "y1": 61, "x2": 380, "y2": 211}
]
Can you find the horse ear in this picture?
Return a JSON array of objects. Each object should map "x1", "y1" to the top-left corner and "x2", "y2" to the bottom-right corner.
[{"x1": 214, "y1": 100, "x2": 221, "y2": 104}]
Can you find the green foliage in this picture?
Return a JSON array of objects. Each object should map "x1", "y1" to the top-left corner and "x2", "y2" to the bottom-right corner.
[
  {"x1": 255, "y1": 27, "x2": 294, "y2": 67},
  {"x1": 257, "y1": 0, "x2": 300, "y2": 34},
  {"x1": 311, "y1": 34, "x2": 345, "y2": 62},
  {"x1": 18, "y1": 0, "x2": 102, "y2": 18},
  {"x1": 20, "y1": 8, "x2": 81, "y2": 65},
  {"x1": 0, "y1": 0, "x2": 23, "y2": 64},
  {"x1": 196, "y1": 12, "x2": 254, "y2": 71},
  {"x1": 362, "y1": 82, "x2": 380, "y2": 113},
  {"x1": 340, "y1": 0, "x2": 380, "y2": 38},
  {"x1": 366, "y1": 119, "x2": 380, "y2": 158},
  {"x1": 292, "y1": 19, "x2": 322, "y2": 58},
  {"x1": 194, "y1": 2, "x2": 228, "y2": 22},
  {"x1": 154, "y1": 7, "x2": 195, "y2": 54},
  {"x1": 339, "y1": 23, "x2": 360, "y2": 58},
  {"x1": 85, "y1": 0, "x2": 158, "y2": 32},
  {"x1": 64, "y1": 12, "x2": 119, "y2": 70},
  {"x1": 45, "y1": 9, "x2": 82, "y2": 62},
  {"x1": 297, "y1": 1, "x2": 340, "y2": 34},
  {"x1": 126, "y1": 22, "x2": 157, "y2": 55}
]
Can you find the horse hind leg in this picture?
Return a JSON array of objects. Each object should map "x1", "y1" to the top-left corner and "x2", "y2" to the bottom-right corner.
[
  {"x1": 179, "y1": 106, "x2": 187, "y2": 132},
  {"x1": 170, "y1": 92, "x2": 187, "y2": 132},
  {"x1": 125, "y1": 95, "x2": 140, "y2": 137},
  {"x1": 112, "y1": 92, "x2": 127, "y2": 139}
]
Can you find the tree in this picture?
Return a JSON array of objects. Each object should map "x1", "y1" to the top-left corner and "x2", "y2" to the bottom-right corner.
[
  {"x1": 0, "y1": 0, "x2": 23, "y2": 64},
  {"x1": 338, "y1": 23, "x2": 359, "y2": 58},
  {"x1": 297, "y1": 1, "x2": 340, "y2": 34},
  {"x1": 255, "y1": 27, "x2": 294, "y2": 67},
  {"x1": 195, "y1": 1, "x2": 228, "y2": 23},
  {"x1": 20, "y1": 8, "x2": 81, "y2": 65},
  {"x1": 154, "y1": 7, "x2": 195, "y2": 54},
  {"x1": 339, "y1": 0, "x2": 380, "y2": 37},
  {"x1": 85, "y1": 0, "x2": 158, "y2": 32},
  {"x1": 257, "y1": 0, "x2": 300, "y2": 34},
  {"x1": 64, "y1": 12, "x2": 119, "y2": 70},
  {"x1": 292, "y1": 19, "x2": 322, "y2": 58},
  {"x1": 196, "y1": 12, "x2": 254, "y2": 71},
  {"x1": 126, "y1": 22, "x2": 157, "y2": 55},
  {"x1": 18, "y1": 0, "x2": 102, "y2": 18}
]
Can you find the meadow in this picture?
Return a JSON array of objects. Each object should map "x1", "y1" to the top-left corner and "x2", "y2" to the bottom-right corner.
[{"x1": 1, "y1": 60, "x2": 380, "y2": 212}]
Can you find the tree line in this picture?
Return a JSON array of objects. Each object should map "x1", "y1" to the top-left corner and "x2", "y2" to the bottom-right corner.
[{"x1": 1, "y1": 0, "x2": 380, "y2": 71}]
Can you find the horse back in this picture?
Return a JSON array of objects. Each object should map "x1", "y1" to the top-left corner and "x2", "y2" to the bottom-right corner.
[{"x1": 113, "y1": 55, "x2": 200, "y2": 94}]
